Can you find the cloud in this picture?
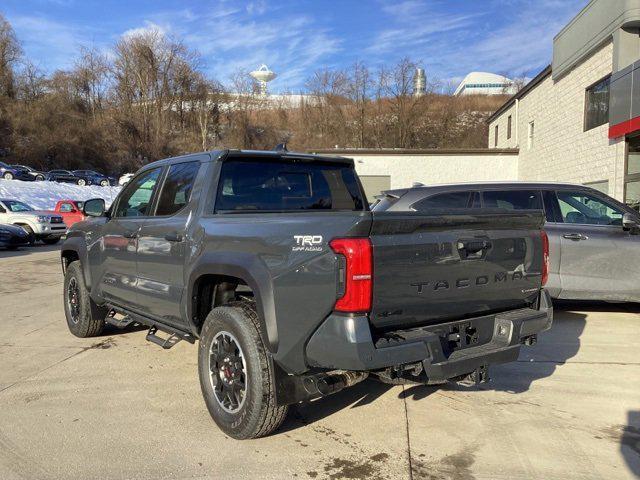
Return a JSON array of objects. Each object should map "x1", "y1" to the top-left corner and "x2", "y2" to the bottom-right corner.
[
  {"x1": 121, "y1": 21, "x2": 168, "y2": 40},
  {"x1": 7, "y1": 14, "x2": 96, "y2": 70}
]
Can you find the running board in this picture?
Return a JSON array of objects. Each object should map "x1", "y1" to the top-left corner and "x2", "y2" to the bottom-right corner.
[
  {"x1": 146, "y1": 326, "x2": 184, "y2": 349},
  {"x1": 105, "y1": 309, "x2": 135, "y2": 329},
  {"x1": 104, "y1": 304, "x2": 197, "y2": 349}
]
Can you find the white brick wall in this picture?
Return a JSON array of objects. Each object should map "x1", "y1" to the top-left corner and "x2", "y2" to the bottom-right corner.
[
  {"x1": 489, "y1": 40, "x2": 626, "y2": 199},
  {"x1": 350, "y1": 153, "x2": 519, "y2": 190}
]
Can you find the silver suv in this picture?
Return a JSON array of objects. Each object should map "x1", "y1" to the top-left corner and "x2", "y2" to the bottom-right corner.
[
  {"x1": 373, "y1": 182, "x2": 640, "y2": 303},
  {"x1": 0, "y1": 199, "x2": 67, "y2": 244}
]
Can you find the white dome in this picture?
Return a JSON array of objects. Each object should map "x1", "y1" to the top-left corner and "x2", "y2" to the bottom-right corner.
[{"x1": 454, "y1": 72, "x2": 516, "y2": 96}]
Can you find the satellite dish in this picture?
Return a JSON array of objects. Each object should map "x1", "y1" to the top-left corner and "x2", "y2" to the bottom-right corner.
[{"x1": 249, "y1": 64, "x2": 277, "y2": 95}]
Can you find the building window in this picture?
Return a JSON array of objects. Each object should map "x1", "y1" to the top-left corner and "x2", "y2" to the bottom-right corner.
[
  {"x1": 527, "y1": 121, "x2": 535, "y2": 149},
  {"x1": 507, "y1": 115, "x2": 512, "y2": 139},
  {"x1": 584, "y1": 75, "x2": 610, "y2": 131},
  {"x1": 494, "y1": 125, "x2": 499, "y2": 147}
]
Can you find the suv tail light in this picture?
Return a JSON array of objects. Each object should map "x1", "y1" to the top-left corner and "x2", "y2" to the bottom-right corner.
[
  {"x1": 541, "y1": 230, "x2": 549, "y2": 286},
  {"x1": 329, "y1": 238, "x2": 372, "y2": 313}
]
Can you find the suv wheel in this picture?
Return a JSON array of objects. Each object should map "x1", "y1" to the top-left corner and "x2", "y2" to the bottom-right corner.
[
  {"x1": 77, "y1": 178, "x2": 86, "y2": 186},
  {"x1": 63, "y1": 261, "x2": 107, "y2": 337},
  {"x1": 198, "y1": 301, "x2": 288, "y2": 439},
  {"x1": 3, "y1": 172, "x2": 13, "y2": 180}
]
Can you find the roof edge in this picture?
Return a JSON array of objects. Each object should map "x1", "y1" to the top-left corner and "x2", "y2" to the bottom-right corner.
[
  {"x1": 307, "y1": 148, "x2": 519, "y2": 156},
  {"x1": 486, "y1": 65, "x2": 552, "y2": 124}
]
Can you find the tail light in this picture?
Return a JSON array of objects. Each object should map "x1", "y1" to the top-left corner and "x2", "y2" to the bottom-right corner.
[
  {"x1": 541, "y1": 230, "x2": 549, "y2": 286},
  {"x1": 329, "y1": 238, "x2": 372, "y2": 313}
]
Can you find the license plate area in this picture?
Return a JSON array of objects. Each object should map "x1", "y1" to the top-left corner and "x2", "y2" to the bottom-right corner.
[{"x1": 430, "y1": 317, "x2": 495, "y2": 356}]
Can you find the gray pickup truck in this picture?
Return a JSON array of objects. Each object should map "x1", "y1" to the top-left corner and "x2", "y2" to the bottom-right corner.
[{"x1": 60, "y1": 149, "x2": 553, "y2": 439}]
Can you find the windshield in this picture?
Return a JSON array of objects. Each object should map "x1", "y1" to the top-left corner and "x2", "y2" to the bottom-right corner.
[{"x1": 2, "y1": 200, "x2": 34, "y2": 212}]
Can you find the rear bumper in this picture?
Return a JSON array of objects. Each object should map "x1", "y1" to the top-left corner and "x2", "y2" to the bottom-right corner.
[{"x1": 305, "y1": 289, "x2": 553, "y2": 383}]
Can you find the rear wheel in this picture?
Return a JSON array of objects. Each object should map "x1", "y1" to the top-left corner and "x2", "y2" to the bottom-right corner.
[
  {"x1": 198, "y1": 301, "x2": 288, "y2": 439},
  {"x1": 77, "y1": 178, "x2": 86, "y2": 186},
  {"x1": 35, "y1": 174, "x2": 45, "y2": 181},
  {"x1": 63, "y1": 261, "x2": 107, "y2": 337},
  {"x1": 100, "y1": 179, "x2": 109, "y2": 187}
]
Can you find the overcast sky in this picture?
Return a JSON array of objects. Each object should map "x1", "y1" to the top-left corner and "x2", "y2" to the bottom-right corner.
[{"x1": 2, "y1": 0, "x2": 586, "y2": 92}]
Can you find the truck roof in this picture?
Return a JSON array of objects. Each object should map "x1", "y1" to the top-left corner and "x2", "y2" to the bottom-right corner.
[{"x1": 139, "y1": 149, "x2": 354, "y2": 172}]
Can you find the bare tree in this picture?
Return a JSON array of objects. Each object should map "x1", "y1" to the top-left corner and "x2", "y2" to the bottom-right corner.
[{"x1": 0, "y1": 14, "x2": 21, "y2": 98}]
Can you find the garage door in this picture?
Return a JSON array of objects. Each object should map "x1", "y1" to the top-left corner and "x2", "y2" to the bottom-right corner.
[{"x1": 359, "y1": 175, "x2": 391, "y2": 201}]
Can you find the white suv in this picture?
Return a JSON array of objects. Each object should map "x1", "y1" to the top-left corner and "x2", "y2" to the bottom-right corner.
[{"x1": 0, "y1": 199, "x2": 67, "y2": 245}]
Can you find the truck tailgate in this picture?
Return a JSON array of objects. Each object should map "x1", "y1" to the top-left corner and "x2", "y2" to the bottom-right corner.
[{"x1": 369, "y1": 210, "x2": 546, "y2": 330}]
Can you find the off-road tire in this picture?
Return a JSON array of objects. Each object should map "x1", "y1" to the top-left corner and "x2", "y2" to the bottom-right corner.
[
  {"x1": 63, "y1": 261, "x2": 107, "y2": 337},
  {"x1": 198, "y1": 300, "x2": 288, "y2": 439},
  {"x1": 42, "y1": 236, "x2": 60, "y2": 245}
]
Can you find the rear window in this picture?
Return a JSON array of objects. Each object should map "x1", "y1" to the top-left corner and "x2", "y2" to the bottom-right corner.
[
  {"x1": 215, "y1": 159, "x2": 365, "y2": 212},
  {"x1": 412, "y1": 191, "x2": 474, "y2": 211},
  {"x1": 482, "y1": 190, "x2": 542, "y2": 210}
]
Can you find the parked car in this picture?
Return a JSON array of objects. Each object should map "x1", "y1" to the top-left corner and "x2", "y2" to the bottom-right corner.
[
  {"x1": 118, "y1": 173, "x2": 134, "y2": 186},
  {"x1": 0, "y1": 161, "x2": 32, "y2": 181},
  {"x1": 0, "y1": 199, "x2": 67, "y2": 244},
  {"x1": 54, "y1": 200, "x2": 86, "y2": 228},
  {"x1": 373, "y1": 181, "x2": 640, "y2": 303},
  {"x1": 0, "y1": 223, "x2": 32, "y2": 249},
  {"x1": 60, "y1": 149, "x2": 551, "y2": 439},
  {"x1": 46, "y1": 170, "x2": 93, "y2": 186},
  {"x1": 73, "y1": 170, "x2": 116, "y2": 187},
  {"x1": 13, "y1": 165, "x2": 46, "y2": 181}
]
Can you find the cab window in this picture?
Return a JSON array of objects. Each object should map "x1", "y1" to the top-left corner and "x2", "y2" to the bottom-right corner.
[
  {"x1": 59, "y1": 203, "x2": 74, "y2": 213},
  {"x1": 114, "y1": 168, "x2": 161, "y2": 218},
  {"x1": 155, "y1": 162, "x2": 200, "y2": 216},
  {"x1": 556, "y1": 191, "x2": 624, "y2": 225}
]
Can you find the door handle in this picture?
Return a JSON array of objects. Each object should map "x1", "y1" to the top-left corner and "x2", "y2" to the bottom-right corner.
[
  {"x1": 123, "y1": 230, "x2": 138, "y2": 239},
  {"x1": 563, "y1": 233, "x2": 587, "y2": 241},
  {"x1": 164, "y1": 232, "x2": 183, "y2": 242}
]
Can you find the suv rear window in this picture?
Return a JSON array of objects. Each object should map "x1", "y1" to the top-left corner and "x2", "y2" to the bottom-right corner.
[
  {"x1": 215, "y1": 159, "x2": 365, "y2": 212},
  {"x1": 412, "y1": 191, "x2": 474, "y2": 211},
  {"x1": 482, "y1": 190, "x2": 542, "y2": 210}
]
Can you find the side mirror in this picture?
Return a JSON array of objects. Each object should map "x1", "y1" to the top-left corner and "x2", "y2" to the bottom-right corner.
[
  {"x1": 83, "y1": 198, "x2": 106, "y2": 217},
  {"x1": 622, "y1": 212, "x2": 639, "y2": 232}
]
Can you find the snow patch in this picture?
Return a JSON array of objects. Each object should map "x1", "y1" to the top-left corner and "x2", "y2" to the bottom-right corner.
[{"x1": 0, "y1": 179, "x2": 121, "y2": 211}]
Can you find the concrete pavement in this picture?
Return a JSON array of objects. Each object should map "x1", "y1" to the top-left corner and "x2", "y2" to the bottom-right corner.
[{"x1": 0, "y1": 246, "x2": 638, "y2": 479}]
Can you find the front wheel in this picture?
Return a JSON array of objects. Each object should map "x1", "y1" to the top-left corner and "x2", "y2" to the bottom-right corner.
[
  {"x1": 35, "y1": 175, "x2": 45, "y2": 181},
  {"x1": 3, "y1": 172, "x2": 13, "y2": 180},
  {"x1": 77, "y1": 178, "x2": 86, "y2": 186},
  {"x1": 198, "y1": 301, "x2": 288, "y2": 439},
  {"x1": 63, "y1": 261, "x2": 107, "y2": 337},
  {"x1": 100, "y1": 179, "x2": 109, "y2": 187}
]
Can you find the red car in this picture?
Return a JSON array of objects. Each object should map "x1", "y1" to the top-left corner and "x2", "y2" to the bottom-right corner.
[{"x1": 54, "y1": 200, "x2": 86, "y2": 227}]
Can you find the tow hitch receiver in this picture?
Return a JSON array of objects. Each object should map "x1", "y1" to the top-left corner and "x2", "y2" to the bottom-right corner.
[{"x1": 457, "y1": 365, "x2": 490, "y2": 387}]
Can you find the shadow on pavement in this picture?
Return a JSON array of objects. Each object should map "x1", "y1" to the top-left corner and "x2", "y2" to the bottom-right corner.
[
  {"x1": 279, "y1": 378, "x2": 392, "y2": 433},
  {"x1": 621, "y1": 410, "x2": 640, "y2": 478},
  {"x1": 0, "y1": 243, "x2": 60, "y2": 258}
]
